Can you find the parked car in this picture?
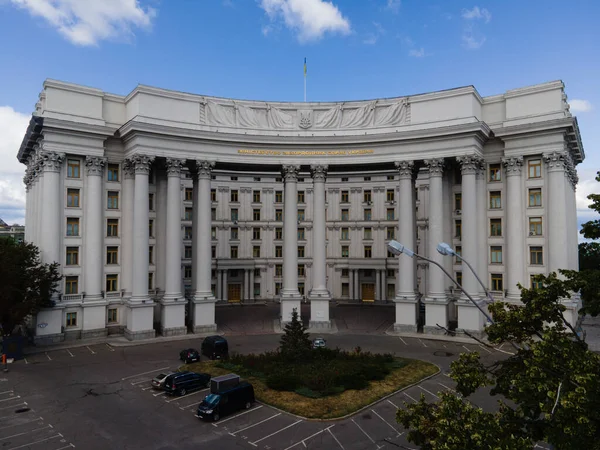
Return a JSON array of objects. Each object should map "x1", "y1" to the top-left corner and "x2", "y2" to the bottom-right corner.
[
  {"x1": 312, "y1": 338, "x2": 326, "y2": 349},
  {"x1": 197, "y1": 382, "x2": 255, "y2": 421},
  {"x1": 163, "y1": 372, "x2": 211, "y2": 396},
  {"x1": 151, "y1": 372, "x2": 175, "y2": 390},
  {"x1": 201, "y1": 336, "x2": 229, "y2": 360},
  {"x1": 179, "y1": 348, "x2": 201, "y2": 363}
]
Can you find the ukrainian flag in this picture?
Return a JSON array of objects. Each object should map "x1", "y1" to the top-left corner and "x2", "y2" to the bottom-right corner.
[{"x1": 304, "y1": 57, "x2": 307, "y2": 77}]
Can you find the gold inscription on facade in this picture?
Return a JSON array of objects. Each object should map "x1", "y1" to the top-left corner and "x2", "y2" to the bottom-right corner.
[{"x1": 238, "y1": 149, "x2": 374, "y2": 156}]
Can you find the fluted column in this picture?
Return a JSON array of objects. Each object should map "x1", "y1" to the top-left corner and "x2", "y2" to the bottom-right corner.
[
  {"x1": 543, "y1": 152, "x2": 569, "y2": 274},
  {"x1": 217, "y1": 270, "x2": 223, "y2": 300},
  {"x1": 375, "y1": 270, "x2": 381, "y2": 301},
  {"x1": 423, "y1": 158, "x2": 448, "y2": 333},
  {"x1": 249, "y1": 269, "x2": 255, "y2": 301},
  {"x1": 503, "y1": 156, "x2": 525, "y2": 301},
  {"x1": 40, "y1": 151, "x2": 64, "y2": 266},
  {"x1": 122, "y1": 160, "x2": 135, "y2": 298},
  {"x1": 223, "y1": 270, "x2": 228, "y2": 301},
  {"x1": 192, "y1": 160, "x2": 217, "y2": 333},
  {"x1": 394, "y1": 161, "x2": 418, "y2": 332},
  {"x1": 476, "y1": 161, "x2": 488, "y2": 296},
  {"x1": 308, "y1": 164, "x2": 331, "y2": 327},
  {"x1": 280, "y1": 164, "x2": 302, "y2": 322}
]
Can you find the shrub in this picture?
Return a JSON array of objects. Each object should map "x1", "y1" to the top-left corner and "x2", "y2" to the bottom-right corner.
[
  {"x1": 266, "y1": 371, "x2": 301, "y2": 391},
  {"x1": 295, "y1": 387, "x2": 322, "y2": 398}
]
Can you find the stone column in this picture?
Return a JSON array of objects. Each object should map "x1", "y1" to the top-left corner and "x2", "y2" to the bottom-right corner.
[
  {"x1": 394, "y1": 161, "x2": 418, "y2": 332},
  {"x1": 354, "y1": 270, "x2": 360, "y2": 301},
  {"x1": 242, "y1": 270, "x2": 248, "y2": 301},
  {"x1": 423, "y1": 158, "x2": 448, "y2": 334},
  {"x1": 82, "y1": 156, "x2": 108, "y2": 339},
  {"x1": 192, "y1": 160, "x2": 217, "y2": 333},
  {"x1": 280, "y1": 165, "x2": 302, "y2": 322},
  {"x1": 160, "y1": 158, "x2": 186, "y2": 336},
  {"x1": 503, "y1": 156, "x2": 525, "y2": 301},
  {"x1": 543, "y1": 152, "x2": 569, "y2": 274},
  {"x1": 308, "y1": 164, "x2": 332, "y2": 328},
  {"x1": 375, "y1": 270, "x2": 381, "y2": 301},
  {"x1": 217, "y1": 270, "x2": 223, "y2": 300},
  {"x1": 222, "y1": 270, "x2": 228, "y2": 302},
  {"x1": 249, "y1": 269, "x2": 255, "y2": 302},
  {"x1": 382, "y1": 269, "x2": 387, "y2": 301},
  {"x1": 349, "y1": 270, "x2": 354, "y2": 299},
  {"x1": 456, "y1": 156, "x2": 485, "y2": 333},
  {"x1": 476, "y1": 161, "x2": 488, "y2": 296},
  {"x1": 122, "y1": 160, "x2": 135, "y2": 298}
]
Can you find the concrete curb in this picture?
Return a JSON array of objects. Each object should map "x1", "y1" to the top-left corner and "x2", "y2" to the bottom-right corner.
[{"x1": 384, "y1": 329, "x2": 487, "y2": 345}]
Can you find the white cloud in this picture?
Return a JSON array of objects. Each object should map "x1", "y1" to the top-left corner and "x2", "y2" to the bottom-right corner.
[
  {"x1": 569, "y1": 99, "x2": 594, "y2": 113},
  {"x1": 386, "y1": 0, "x2": 400, "y2": 14},
  {"x1": 462, "y1": 33, "x2": 486, "y2": 49},
  {"x1": 461, "y1": 6, "x2": 491, "y2": 23},
  {"x1": 0, "y1": 106, "x2": 29, "y2": 225},
  {"x1": 363, "y1": 22, "x2": 385, "y2": 45},
  {"x1": 409, "y1": 47, "x2": 425, "y2": 57},
  {"x1": 10, "y1": 0, "x2": 156, "y2": 46},
  {"x1": 259, "y1": 0, "x2": 350, "y2": 42}
]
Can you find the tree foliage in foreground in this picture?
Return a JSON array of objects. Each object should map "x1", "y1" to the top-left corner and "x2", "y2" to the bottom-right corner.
[
  {"x1": 0, "y1": 238, "x2": 61, "y2": 336},
  {"x1": 396, "y1": 273, "x2": 600, "y2": 450},
  {"x1": 279, "y1": 308, "x2": 311, "y2": 359}
]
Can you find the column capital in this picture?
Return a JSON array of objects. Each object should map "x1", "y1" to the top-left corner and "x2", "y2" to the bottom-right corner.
[
  {"x1": 542, "y1": 151, "x2": 568, "y2": 172},
  {"x1": 123, "y1": 158, "x2": 135, "y2": 178},
  {"x1": 310, "y1": 164, "x2": 328, "y2": 182},
  {"x1": 282, "y1": 164, "x2": 301, "y2": 182},
  {"x1": 166, "y1": 158, "x2": 186, "y2": 176},
  {"x1": 85, "y1": 156, "x2": 107, "y2": 176},
  {"x1": 395, "y1": 160, "x2": 415, "y2": 179},
  {"x1": 502, "y1": 156, "x2": 524, "y2": 176},
  {"x1": 475, "y1": 158, "x2": 487, "y2": 180},
  {"x1": 131, "y1": 154, "x2": 155, "y2": 174},
  {"x1": 196, "y1": 160, "x2": 215, "y2": 179},
  {"x1": 424, "y1": 158, "x2": 445, "y2": 177},
  {"x1": 456, "y1": 155, "x2": 482, "y2": 175},
  {"x1": 40, "y1": 151, "x2": 65, "y2": 172}
]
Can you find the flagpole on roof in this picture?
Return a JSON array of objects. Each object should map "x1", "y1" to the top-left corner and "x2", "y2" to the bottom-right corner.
[{"x1": 304, "y1": 57, "x2": 307, "y2": 102}]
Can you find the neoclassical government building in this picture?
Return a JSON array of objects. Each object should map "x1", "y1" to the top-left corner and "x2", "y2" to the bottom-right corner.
[{"x1": 17, "y1": 79, "x2": 583, "y2": 343}]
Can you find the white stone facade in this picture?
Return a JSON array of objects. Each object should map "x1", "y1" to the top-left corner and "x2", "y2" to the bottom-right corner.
[{"x1": 17, "y1": 79, "x2": 584, "y2": 342}]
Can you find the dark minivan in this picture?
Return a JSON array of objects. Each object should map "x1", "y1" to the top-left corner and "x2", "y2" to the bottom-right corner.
[
  {"x1": 201, "y1": 335, "x2": 229, "y2": 360},
  {"x1": 197, "y1": 382, "x2": 255, "y2": 421},
  {"x1": 163, "y1": 372, "x2": 210, "y2": 396}
]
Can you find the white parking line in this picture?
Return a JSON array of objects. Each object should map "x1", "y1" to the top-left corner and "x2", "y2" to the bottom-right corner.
[
  {"x1": 121, "y1": 366, "x2": 171, "y2": 381},
  {"x1": 23, "y1": 358, "x2": 28, "y2": 364},
  {"x1": 478, "y1": 344, "x2": 492, "y2": 354},
  {"x1": 229, "y1": 413, "x2": 281, "y2": 435},
  {"x1": 387, "y1": 399, "x2": 399, "y2": 409},
  {"x1": 0, "y1": 390, "x2": 14, "y2": 396},
  {"x1": 328, "y1": 427, "x2": 345, "y2": 449},
  {"x1": 437, "y1": 382, "x2": 457, "y2": 393},
  {"x1": 351, "y1": 418, "x2": 375, "y2": 443},
  {"x1": 66, "y1": 349, "x2": 74, "y2": 358},
  {"x1": 131, "y1": 378, "x2": 152, "y2": 386},
  {"x1": 417, "y1": 385, "x2": 440, "y2": 400},
  {"x1": 153, "y1": 392, "x2": 166, "y2": 397},
  {"x1": 45, "y1": 352, "x2": 52, "y2": 361},
  {"x1": 55, "y1": 444, "x2": 76, "y2": 449},
  {"x1": 462, "y1": 345, "x2": 472, "y2": 353},
  {"x1": 212, "y1": 405, "x2": 263, "y2": 427},
  {"x1": 249, "y1": 419, "x2": 301, "y2": 446},
  {"x1": 418, "y1": 339, "x2": 427, "y2": 348},
  {"x1": 0, "y1": 417, "x2": 43, "y2": 431},
  {"x1": 86, "y1": 346, "x2": 96, "y2": 355},
  {"x1": 0, "y1": 401, "x2": 27, "y2": 411},
  {"x1": 141, "y1": 386, "x2": 154, "y2": 391},
  {"x1": 403, "y1": 392, "x2": 418, "y2": 403},
  {"x1": 0, "y1": 395, "x2": 20, "y2": 403},
  {"x1": 180, "y1": 400, "x2": 202, "y2": 410},
  {"x1": 399, "y1": 337, "x2": 408, "y2": 346},
  {"x1": 372, "y1": 409, "x2": 402, "y2": 436},
  {"x1": 106, "y1": 343, "x2": 115, "y2": 352},
  {"x1": 282, "y1": 425, "x2": 334, "y2": 450},
  {"x1": 0, "y1": 424, "x2": 51, "y2": 442},
  {"x1": 165, "y1": 388, "x2": 208, "y2": 403},
  {"x1": 7, "y1": 433, "x2": 62, "y2": 449}
]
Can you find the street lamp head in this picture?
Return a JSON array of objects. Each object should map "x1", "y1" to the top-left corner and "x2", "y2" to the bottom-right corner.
[
  {"x1": 437, "y1": 242, "x2": 456, "y2": 256},
  {"x1": 387, "y1": 240, "x2": 415, "y2": 258}
]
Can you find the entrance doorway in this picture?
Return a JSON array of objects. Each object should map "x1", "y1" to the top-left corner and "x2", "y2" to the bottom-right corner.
[
  {"x1": 361, "y1": 283, "x2": 375, "y2": 302},
  {"x1": 228, "y1": 284, "x2": 241, "y2": 303}
]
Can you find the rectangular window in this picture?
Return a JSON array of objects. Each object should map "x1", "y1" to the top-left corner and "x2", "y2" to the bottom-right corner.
[
  {"x1": 297, "y1": 210, "x2": 305, "y2": 221},
  {"x1": 341, "y1": 209, "x2": 349, "y2": 221},
  {"x1": 185, "y1": 188, "x2": 193, "y2": 201},
  {"x1": 107, "y1": 308, "x2": 118, "y2": 324},
  {"x1": 185, "y1": 207, "x2": 193, "y2": 220},
  {"x1": 341, "y1": 190, "x2": 349, "y2": 203},
  {"x1": 231, "y1": 176, "x2": 237, "y2": 181},
  {"x1": 342, "y1": 245, "x2": 349, "y2": 258},
  {"x1": 386, "y1": 189, "x2": 395, "y2": 202},
  {"x1": 148, "y1": 193, "x2": 154, "y2": 211},
  {"x1": 298, "y1": 191, "x2": 305, "y2": 203},
  {"x1": 275, "y1": 190, "x2": 283, "y2": 203},
  {"x1": 530, "y1": 275, "x2": 543, "y2": 289},
  {"x1": 275, "y1": 209, "x2": 283, "y2": 221},
  {"x1": 252, "y1": 227, "x2": 261, "y2": 240},
  {"x1": 386, "y1": 226, "x2": 395, "y2": 240},
  {"x1": 387, "y1": 269, "x2": 395, "y2": 278},
  {"x1": 489, "y1": 191, "x2": 501, "y2": 209},
  {"x1": 66, "y1": 311, "x2": 77, "y2": 327},
  {"x1": 491, "y1": 273, "x2": 503, "y2": 291},
  {"x1": 363, "y1": 190, "x2": 372, "y2": 203},
  {"x1": 298, "y1": 264, "x2": 305, "y2": 277},
  {"x1": 529, "y1": 188, "x2": 542, "y2": 207},
  {"x1": 455, "y1": 220, "x2": 462, "y2": 239},
  {"x1": 364, "y1": 246, "x2": 372, "y2": 258},
  {"x1": 275, "y1": 282, "x2": 282, "y2": 295},
  {"x1": 230, "y1": 190, "x2": 239, "y2": 202},
  {"x1": 490, "y1": 218, "x2": 502, "y2": 237},
  {"x1": 528, "y1": 159, "x2": 542, "y2": 178},
  {"x1": 386, "y1": 208, "x2": 395, "y2": 220},
  {"x1": 253, "y1": 246, "x2": 261, "y2": 258},
  {"x1": 298, "y1": 282, "x2": 305, "y2": 296},
  {"x1": 148, "y1": 273, "x2": 153, "y2": 290},
  {"x1": 211, "y1": 208, "x2": 216, "y2": 220},
  {"x1": 342, "y1": 283, "x2": 349, "y2": 296},
  {"x1": 67, "y1": 188, "x2": 80, "y2": 207},
  {"x1": 454, "y1": 193, "x2": 462, "y2": 211},
  {"x1": 211, "y1": 246, "x2": 216, "y2": 258},
  {"x1": 490, "y1": 246, "x2": 503, "y2": 264},
  {"x1": 253, "y1": 209, "x2": 261, "y2": 221},
  {"x1": 275, "y1": 264, "x2": 283, "y2": 277},
  {"x1": 211, "y1": 189, "x2": 216, "y2": 202},
  {"x1": 298, "y1": 228, "x2": 305, "y2": 240},
  {"x1": 529, "y1": 217, "x2": 543, "y2": 236},
  {"x1": 364, "y1": 209, "x2": 372, "y2": 221},
  {"x1": 456, "y1": 272, "x2": 462, "y2": 286},
  {"x1": 106, "y1": 274, "x2": 118, "y2": 292},
  {"x1": 184, "y1": 226, "x2": 192, "y2": 240},
  {"x1": 184, "y1": 246, "x2": 192, "y2": 259},
  {"x1": 67, "y1": 159, "x2": 80, "y2": 178},
  {"x1": 230, "y1": 246, "x2": 238, "y2": 259},
  {"x1": 489, "y1": 163, "x2": 501, "y2": 182},
  {"x1": 231, "y1": 209, "x2": 238, "y2": 221},
  {"x1": 107, "y1": 191, "x2": 119, "y2": 209},
  {"x1": 149, "y1": 246, "x2": 154, "y2": 265},
  {"x1": 230, "y1": 227, "x2": 239, "y2": 239},
  {"x1": 454, "y1": 246, "x2": 462, "y2": 264},
  {"x1": 107, "y1": 219, "x2": 118, "y2": 237},
  {"x1": 253, "y1": 190, "x2": 261, "y2": 203},
  {"x1": 364, "y1": 227, "x2": 372, "y2": 239},
  {"x1": 254, "y1": 177, "x2": 261, "y2": 182},
  {"x1": 66, "y1": 247, "x2": 79, "y2": 266},
  {"x1": 530, "y1": 246, "x2": 543, "y2": 265},
  {"x1": 275, "y1": 246, "x2": 283, "y2": 258},
  {"x1": 149, "y1": 220, "x2": 154, "y2": 238},
  {"x1": 275, "y1": 227, "x2": 283, "y2": 240},
  {"x1": 341, "y1": 227, "x2": 349, "y2": 240},
  {"x1": 106, "y1": 246, "x2": 118, "y2": 265},
  {"x1": 341, "y1": 177, "x2": 349, "y2": 182},
  {"x1": 65, "y1": 276, "x2": 78, "y2": 295},
  {"x1": 67, "y1": 218, "x2": 80, "y2": 236},
  {"x1": 364, "y1": 176, "x2": 371, "y2": 181},
  {"x1": 298, "y1": 246, "x2": 305, "y2": 258},
  {"x1": 342, "y1": 268, "x2": 349, "y2": 277}
]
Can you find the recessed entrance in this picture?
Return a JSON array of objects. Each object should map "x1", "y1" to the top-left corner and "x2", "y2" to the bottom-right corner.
[
  {"x1": 361, "y1": 283, "x2": 375, "y2": 302},
  {"x1": 228, "y1": 284, "x2": 241, "y2": 303}
]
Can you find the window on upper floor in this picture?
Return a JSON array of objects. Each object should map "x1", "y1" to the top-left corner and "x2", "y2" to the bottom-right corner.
[
  {"x1": 185, "y1": 188, "x2": 193, "y2": 201},
  {"x1": 341, "y1": 227, "x2": 349, "y2": 240},
  {"x1": 107, "y1": 219, "x2": 118, "y2": 237},
  {"x1": 490, "y1": 246, "x2": 503, "y2": 264},
  {"x1": 529, "y1": 188, "x2": 542, "y2": 207},
  {"x1": 253, "y1": 227, "x2": 261, "y2": 240},
  {"x1": 275, "y1": 191, "x2": 283, "y2": 203},
  {"x1": 275, "y1": 209, "x2": 283, "y2": 221},
  {"x1": 275, "y1": 227, "x2": 282, "y2": 240},
  {"x1": 341, "y1": 191, "x2": 349, "y2": 203},
  {"x1": 67, "y1": 159, "x2": 80, "y2": 178},
  {"x1": 364, "y1": 227, "x2": 372, "y2": 240},
  {"x1": 230, "y1": 190, "x2": 238, "y2": 202},
  {"x1": 489, "y1": 191, "x2": 501, "y2": 209},
  {"x1": 489, "y1": 164, "x2": 501, "y2": 182},
  {"x1": 67, "y1": 218, "x2": 80, "y2": 236},
  {"x1": 107, "y1": 164, "x2": 119, "y2": 182},
  {"x1": 528, "y1": 159, "x2": 542, "y2": 179},
  {"x1": 298, "y1": 191, "x2": 305, "y2": 203},
  {"x1": 67, "y1": 188, "x2": 80, "y2": 208},
  {"x1": 107, "y1": 191, "x2": 119, "y2": 209},
  {"x1": 386, "y1": 189, "x2": 395, "y2": 202},
  {"x1": 490, "y1": 218, "x2": 502, "y2": 237},
  {"x1": 529, "y1": 217, "x2": 543, "y2": 236}
]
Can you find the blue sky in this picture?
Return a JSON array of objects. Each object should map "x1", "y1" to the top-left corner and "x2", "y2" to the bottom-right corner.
[{"x1": 0, "y1": 0, "x2": 598, "y2": 231}]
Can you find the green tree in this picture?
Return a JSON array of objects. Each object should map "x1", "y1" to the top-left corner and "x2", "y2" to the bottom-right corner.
[
  {"x1": 396, "y1": 273, "x2": 600, "y2": 449},
  {"x1": 279, "y1": 308, "x2": 311, "y2": 359},
  {"x1": 579, "y1": 171, "x2": 600, "y2": 240},
  {"x1": 0, "y1": 238, "x2": 61, "y2": 336}
]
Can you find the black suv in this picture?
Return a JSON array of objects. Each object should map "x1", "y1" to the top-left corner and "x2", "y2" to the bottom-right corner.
[
  {"x1": 179, "y1": 348, "x2": 200, "y2": 364},
  {"x1": 201, "y1": 336, "x2": 229, "y2": 360},
  {"x1": 163, "y1": 372, "x2": 210, "y2": 396}
]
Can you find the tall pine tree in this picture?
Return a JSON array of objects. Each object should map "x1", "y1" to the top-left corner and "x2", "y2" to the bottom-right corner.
[{"x1": 279, "y1": 308, "x2": 311, "y2": 359}]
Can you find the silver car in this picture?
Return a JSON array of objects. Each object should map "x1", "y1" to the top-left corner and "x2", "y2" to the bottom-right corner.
[
  {"x1": 151, "y1": 372, "x2": 175, "y2": 390},
  {"x1": 312, "y1": 338, "x2": 326, "y2": 349}
]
